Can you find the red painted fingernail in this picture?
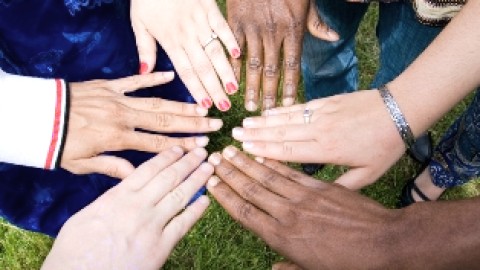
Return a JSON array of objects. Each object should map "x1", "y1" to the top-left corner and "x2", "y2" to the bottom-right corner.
[
  {"x1": 139, "y1": 62, "x2": 148, "y2": 74},
  {"x1": 226, "y1": 82, "x2": 238, "y2": 94},
  {"x1": 219, "y1": 100, "x2": 231, "y2": 111},
  {"x1": 201, "y1": 98, "x2": 213, "y2": 109},
  {"x1": 231, "y1": 48, "x2": 241, "y2": 58}
]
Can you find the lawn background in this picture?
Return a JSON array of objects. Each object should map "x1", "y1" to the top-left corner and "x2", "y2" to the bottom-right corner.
[{"x1": 1, "y1": 2, "x2": 479, "y2": 269}]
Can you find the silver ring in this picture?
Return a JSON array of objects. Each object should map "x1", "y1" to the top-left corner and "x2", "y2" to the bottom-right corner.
[
  {"x1": 202, "y1": 32, "x2": 218, "y2": 49},
  {"x1": 303, "y1": 108, "x2": 313, "y2": 124}
]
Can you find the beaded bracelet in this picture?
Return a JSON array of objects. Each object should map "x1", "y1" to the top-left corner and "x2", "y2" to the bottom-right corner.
[{"x1": 378, "y1": 85, "x2": 415, "y2": 150}]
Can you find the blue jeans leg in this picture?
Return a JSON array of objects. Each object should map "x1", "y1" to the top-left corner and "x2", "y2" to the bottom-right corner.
[{"x1": 302, "y1": 1, "x2": 368, "y2": 100}]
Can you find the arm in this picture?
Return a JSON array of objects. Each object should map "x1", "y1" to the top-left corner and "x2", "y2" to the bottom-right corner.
[
  {"x1": 232, "y1": 0, "x2": 480, "y2": 189},
  {"x1": 207, "y1": 146, "x2": 480, "y2": 269}
]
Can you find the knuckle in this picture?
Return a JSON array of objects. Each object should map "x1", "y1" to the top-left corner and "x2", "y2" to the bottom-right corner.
[
  {"x1": 152, "y1": 136, "x2": 168, "y2": 150},
  {"x1": 282, "y1": 143, "x2": 294, "y2": 156},
  {"x1": 273, "y1": 127, "x2": 287, "y2": 139},
  {"x1": 177, "y1": 66, "x2": 197, "y2": 81},
  {"x1": 147, "y1": 98, "x2": 164, "y2": 110},
  {"x1": 285, "y1": 56, "x2": 300, "y2": 71},
  {"x1": 169, "y1": 189, "x2": 186, "y2": 205},
  {"x1": 241, "y1": 182, "x2": 261, "y2": 200},
  {"x1": 248, "y1": 57, "x2": 262, "y2": 71},
  {"x1": 264, "y1": 64, "x2": 279, "y2": 78},
  {"x1": 155, "y1": 113, "x2": 173, "y2": 127},
  {"x1": 236, "y1": 201, "x2": 254, "y2": 221}
]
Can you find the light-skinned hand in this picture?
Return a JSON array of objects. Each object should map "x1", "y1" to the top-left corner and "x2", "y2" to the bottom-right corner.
[
  {"x1": 227, "y1": 0, "x2": 339, "y2": 111},
  {"x1": 207, "y1": 146, "x2": 398, "y2": 269},
  {"x1": 131, "y1": 0, "x2": 240, "y2": 112},
  {"x1": 62, "y1": 72, "x2": 223, "y2": 179},
  {"x1": 231, "y1": 91, "x2": 405, "y2": 190},
  {"x1": 42, "y1": 147, "x2": 212, "y2": 270}
]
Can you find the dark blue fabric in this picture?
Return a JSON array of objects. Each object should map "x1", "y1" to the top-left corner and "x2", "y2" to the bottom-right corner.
[{"x1": 0, "y1": 0, "x2": 198, "y2": 237}]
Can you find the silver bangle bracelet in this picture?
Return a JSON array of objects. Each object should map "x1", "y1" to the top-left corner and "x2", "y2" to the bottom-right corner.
[{"x1": 378, "y1": 85, "x2": 415, "y2": 149}]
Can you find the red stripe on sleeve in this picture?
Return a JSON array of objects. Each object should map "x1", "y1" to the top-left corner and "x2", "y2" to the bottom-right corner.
[{"x1": 44, "y1": 79, "x2": 63, "y2": 169}]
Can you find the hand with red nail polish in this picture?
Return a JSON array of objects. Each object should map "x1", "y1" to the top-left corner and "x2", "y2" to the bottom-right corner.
[
  {"x1": 131, "y1": 0, "x2": 240, "y2": 112},
  {"x1": 226, "y1": 0, "x2": 339, "y2": 112}
]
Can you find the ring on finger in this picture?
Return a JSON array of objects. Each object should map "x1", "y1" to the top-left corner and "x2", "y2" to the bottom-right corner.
[
  {"x1": 202, "y1": 31, "x2": 219, "y2": 49},
  {"x1": 303, "y1": 108, "x2": 314, "y2": 124}
]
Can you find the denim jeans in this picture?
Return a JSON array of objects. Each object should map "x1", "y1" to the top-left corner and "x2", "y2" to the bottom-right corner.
[{"x1": 302, "y1": 0, "x2": 479, "y2": 188}]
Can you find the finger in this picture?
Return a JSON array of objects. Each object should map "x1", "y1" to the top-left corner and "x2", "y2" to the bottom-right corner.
[
  {"x1": 261, "y1": 32, "x2": 282, "y2": 111},
  {"x1": 242, "y1": 111, "x2": 309, "y2": 129},
  {"x1": 203, "y1": 0, "x2": 241, "y2": 59},
  {"x1": 125, "y1": 111, "x2": 223, "y2": 133},
  {"x1": 121, "y1": 132, "x2": 211, "y2": 152},
  {"x1": 155, "y1": 162, "x2": 213, "y2": 224},
  {"x1": 306, "y1": 0, "x2": 339, "y2": 42},
  {"x1": 131, "y1": 20, "x2": 157, "y2": 74},
  {"x1": 258, "y1": 158, "x2": 328, "y2": 189},
  {"x1": 117, "y1": 97, "x2": 209, "y2": 117},
  {"x1": 206, "y1": 175, "x2": 279, "y2": 239},
  {"x1": 244, "y1": 31, "x2": 263, "y2": 112},
  {"x1": 67, "y1": 156, "x2": 135, "y2": 179},
  {"x1": 281, "y1": 30, "x2": 304, "y2": 107},
  {"x1": 106, "y1": 72, "x2": 175, "y2": 94},
  {"x1": 196, "y1": 16, "x2": 239, "y2": 97},
  {"x1": 142, "y1": 148, "x2": 208, "y2": 205},
  {"x1": 232, "y1": 125, "x2": 315, "y2": 142},
  {"x1": 168, "y1": 48, "x2": 214, "y2": 109},
  {"x1": 334, "y1": 167, "x2": 376, "y2": 190},
  {"x1": 227, "y1": 13, "x2": 245, "y2": 83},
  {"x1": 184, "y1": 38, "x2": 231, "y2": 112},
  {"x1": 241, "y1": 141, "x2": 324, "y2": 164},
  {"x1": 219, "y1": 146, "x2": 307, "y2": 199},
  {"x1": 158, "y1": 195, "x2": 209, "y2": 258},
  {"x1": 122, "y1": 146, "x2": 185, "y2": 190}
]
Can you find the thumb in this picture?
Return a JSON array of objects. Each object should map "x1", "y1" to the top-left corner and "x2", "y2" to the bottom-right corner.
[
  {"x1": 307, "y1": 0, "x2": 340, "y2": 42},
  {"x1": 132, "y1": 21, "x2": 157, "y2": 75},
  {"x1": 71, "y1": 156, "x2": 136, "y2": 179},
  {"x1": 334, "y1": 167, "x2": 377, "y2": 190}
]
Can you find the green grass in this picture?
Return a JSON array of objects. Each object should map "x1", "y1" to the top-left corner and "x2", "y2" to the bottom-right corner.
[{"x1": 1, "y1": 3, "x2": 479, "y2": 269}]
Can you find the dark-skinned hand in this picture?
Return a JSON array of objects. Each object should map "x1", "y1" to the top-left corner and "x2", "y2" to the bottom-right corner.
[
  {"x1": 207, "y1": 146, "x2": 398, "y2": 269},
  {"x1": 227, "y1": 0, "x2": 339, "y2": 111}
]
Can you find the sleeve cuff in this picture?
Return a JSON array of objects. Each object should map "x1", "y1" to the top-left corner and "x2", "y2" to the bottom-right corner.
[{"x1": 0, "y1": 70, "x2": 69, "y2": 170}]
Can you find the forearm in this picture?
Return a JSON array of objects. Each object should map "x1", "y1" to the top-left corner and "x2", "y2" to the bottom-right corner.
[
  {"x1": 389, "y1": 198, "x2": 480, "y2": 269},
  {"x1": 388, "y1": 0, "x2": 480, "y2": 137},
  {"x1": 0, "y1": 69, "x2": 69, "y2": 169}
]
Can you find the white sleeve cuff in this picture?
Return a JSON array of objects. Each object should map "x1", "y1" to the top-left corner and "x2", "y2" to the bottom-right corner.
[{"x1": 0, "y1": 69, "x2": 69, "y2": 170}]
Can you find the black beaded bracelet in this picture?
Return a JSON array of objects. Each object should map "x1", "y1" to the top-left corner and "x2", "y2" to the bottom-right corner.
[{"x1": 378, "y1": 85, "x2": 415, "y2": 149}]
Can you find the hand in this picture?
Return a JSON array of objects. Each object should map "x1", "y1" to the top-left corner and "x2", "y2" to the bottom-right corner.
[
  {"x1": 207, "y1": 146, "x2": 398, "y2": 270},
  {"x1": 227, "y1": 0, "x2": 339, "y2": 111},
  {"x1": 42, "y1": 147, "x2": 212, "y2": 270},
  {"x1": 231, "y1": 91, "x2": 405, "y2": 190},
  {"x1": 62, "y1": 72, "x2": 223, "y2": 179},
  {"x1": 131, "y1": 0, "x2": 240, "y2": 112}
]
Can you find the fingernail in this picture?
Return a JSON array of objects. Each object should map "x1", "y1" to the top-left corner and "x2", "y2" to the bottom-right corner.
[
  {"x1": 195, "y1": 137, "x2": 209, "y2": 147},
  {"x1": 232, "y1": 127, "x2": 244, "y2": 138},
  {"x1": 196, "y1": 106, "x2": 208, "y2": 116},
  {"x1": 283, "y1": 97, "x2": 295, "y2": 106},
  {"x1": 193, "y1": 147, "x2": 207, "y2": 157},
  {"x1": 243, "y1": 118, "x2": 255, "y2": 128},
  {"x1": 161, "y1": 71, "x2": 175, "y2": 81},
  {"x1": 200, "y1": 162, "x2": 214, "y2": 172},
  {"x1": 209, "y1": 119, "x2": 223, "y2": 130},
  {"x1": 226, "y1": 82, "x2": 238, "y2": 95},
  {"x1": 218, "y1": 100, "x2": 231, "y2": 112},
  {"x1": 255, "y1": 156, "x2": 265, "y2": 164},
  {"x1": 231, "y1": 48, "x2": 241, "y2": 58},
  {"x1": 198, "y1": 195, "x2": 210, "y2": 205},
  {"x1": 242, "y1": 141, "x2": 254, "y2": 150},
  {"x1": 223, "y1": 146, "x2": 237, "y2": 159},
  {"x1": 207, "y1": 176, "x2": 220, "y2": 187},
  {"x1": 208, "y1": 152, "x2": 222, "y2": 166},
  {"x1": 246, "y1": 100, "x2": 258, "y2": 112},
  {"x1": 139, "y1": 62, "x2": 148, "y2": 74},
  {"x1": 201, "y1": 98, "x2": 213, "y2": 109},
  {"x1": 171, "y1": 146, "x2": 184, "y2": 154}
]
